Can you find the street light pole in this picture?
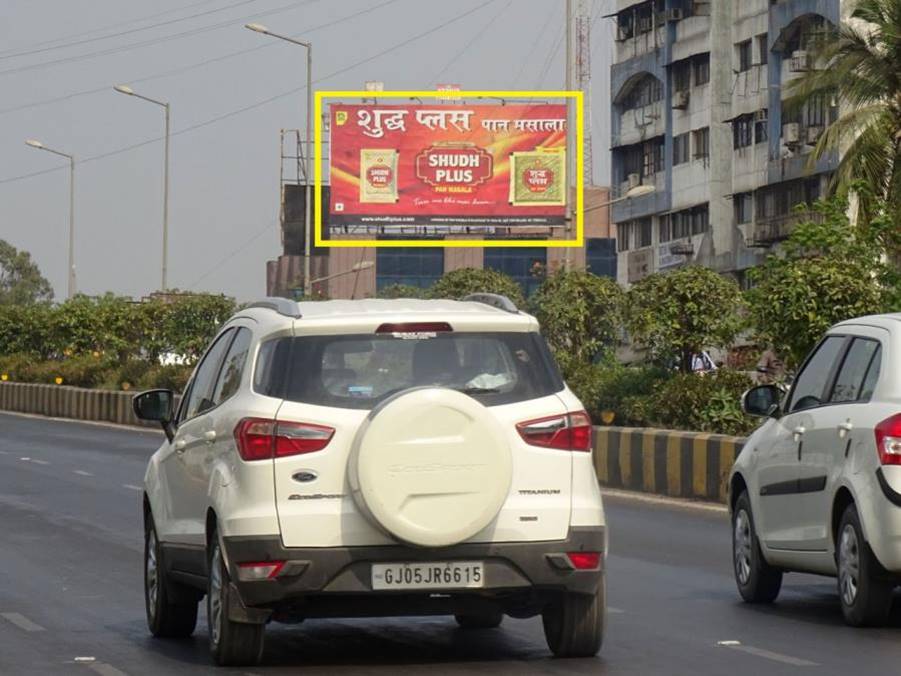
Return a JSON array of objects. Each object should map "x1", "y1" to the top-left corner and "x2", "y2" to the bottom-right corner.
[
  {"x1": 25, "y1": 139, "x2": 76, "y2": 298},
  {"x1": 245, "y1": 23, "x2": 313, "y2": 298},
  {"x1": 114, "y1": 84, "x2": 171, "y2": 290}
]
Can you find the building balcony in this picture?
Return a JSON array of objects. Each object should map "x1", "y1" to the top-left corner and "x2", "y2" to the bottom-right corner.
[{"x1": 745, "y1": 209, "x2": 823, "y2": 247}]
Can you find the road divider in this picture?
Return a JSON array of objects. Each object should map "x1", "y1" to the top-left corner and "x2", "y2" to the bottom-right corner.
[
  {"x1": 0, "y1": 383, "x2": 746, "y2": 504},
  {"x1": 593, "y1": 427, "x2": 746, "y2": 503}
]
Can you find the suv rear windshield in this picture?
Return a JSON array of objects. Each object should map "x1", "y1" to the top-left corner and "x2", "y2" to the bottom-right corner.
[{"x1": 255, "y1": 331, "x2": 564, "y2": 409}]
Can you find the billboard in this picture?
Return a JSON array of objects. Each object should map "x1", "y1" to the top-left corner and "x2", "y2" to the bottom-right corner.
[{"x1": 328, "y1": 103, "x2": 568, "y2": 231}]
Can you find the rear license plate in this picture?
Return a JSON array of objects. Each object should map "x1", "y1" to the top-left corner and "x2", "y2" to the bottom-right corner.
[{"x1": 371, "y1": 561, "x2": 485, "y2": 590}]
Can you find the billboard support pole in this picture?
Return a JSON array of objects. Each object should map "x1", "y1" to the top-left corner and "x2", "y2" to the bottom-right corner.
[
  {"x1": 564, "y1": 0, "x2": 574, "y2": 270},
  {"x1": 303, "y1": 44, "x2": 313, "y2": 298}
]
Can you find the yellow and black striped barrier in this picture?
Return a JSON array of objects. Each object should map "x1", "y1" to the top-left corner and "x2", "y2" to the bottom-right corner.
[{"x1": 593, "y1": 427, "x2": 746, "y2": 503}]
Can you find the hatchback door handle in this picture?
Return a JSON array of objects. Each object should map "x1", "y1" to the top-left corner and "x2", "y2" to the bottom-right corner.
[
  {"x1": 204, "y1": 430, "x2": 217, "y2": 444},
  {"x1": 838, "y1": 421, "x2": 853, "y2": 438},
  {"x1": 793, "y1": 426, "x2": 806, "y2": 443}
]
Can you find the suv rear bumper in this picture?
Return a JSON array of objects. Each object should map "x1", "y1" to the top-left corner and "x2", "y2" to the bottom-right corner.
[{"x1": 223, "y1": 526, "x2": 605, "y2": 611}]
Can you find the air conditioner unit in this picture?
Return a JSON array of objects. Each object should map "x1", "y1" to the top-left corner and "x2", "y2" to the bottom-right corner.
[
  {"x1": 667, "y1": 8, "x2": 684, "y2": 21},
  {"x1": 790, "y1": 50, "x2": 810, "y2": 72},
  {"x1": 782, "y1": 122, "x2": 801, "y2": 144},
  {"x1": 627, "y1": 173, "x2": 641, "y2": 190},
  {"x1": 672, "y1": 90, "x2": 690, "y2": 109},
  {"x1": 806, "y1": 125, "x2": 824, "y2": 144}
]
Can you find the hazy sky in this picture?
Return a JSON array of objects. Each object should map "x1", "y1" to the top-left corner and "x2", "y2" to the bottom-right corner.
[{"x1": 1, "y1": 0, "x2": 612, "y2": 301}]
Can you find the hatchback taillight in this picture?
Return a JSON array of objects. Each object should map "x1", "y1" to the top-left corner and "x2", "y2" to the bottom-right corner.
[
  {"x1": 875, "y1": 413, "x2": 901, "y2": 466},
  {"x1": 516, "y1": 411, "x2": 592, "y2": 452},
  {"x1": 234, "y1": 418, "x2": 335, "y2": 461}
]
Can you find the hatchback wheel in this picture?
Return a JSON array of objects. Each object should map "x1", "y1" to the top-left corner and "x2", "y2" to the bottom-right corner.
[
  {"x1": 732, "y1": 491, "x2": 782, "y2": 603},
  {"x1": 837, "y1": 503, "x2": 893, "y2": 626},
  {"x1": 144, "y1": 516, "x2": 198, "y2": 638},
  {"x1": 207, "y1": 531, "x2": 264, "y2": 666}
]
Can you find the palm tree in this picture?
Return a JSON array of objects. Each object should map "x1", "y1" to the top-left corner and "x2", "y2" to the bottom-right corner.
[{"x1": 787, "y1": 0, "x2": 901, "y2": 232}]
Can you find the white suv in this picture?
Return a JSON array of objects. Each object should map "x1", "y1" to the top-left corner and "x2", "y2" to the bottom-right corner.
[
  {"x1": 729, "y1": 313, "x2": 901, "y2": 626},
  {"x1": 134, "y1": 295, "x2": 607, "y2": 666}
]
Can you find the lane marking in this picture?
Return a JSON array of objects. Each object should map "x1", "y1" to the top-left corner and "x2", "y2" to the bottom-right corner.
[
  {"x1": 1, "y1": 612, "x2": 45, "y2": 632},
  {"x1": 30, "y1": 458, "x2": 49, "y2": 465},
  {"x1": 73, "y1": 470, "x2": 94, "y2": 477},
  {"x1": 608, "y1": 606, "x2": 624, "y2": 614},
  {"x1": 87, "y1": 663, "x2": 129, "y2": 676},
  {"x1": 122, "y1": 484, "x2": 142, "y2": 492},
  {"x1": 602, "y1": 487, "x2": 728, "y2": 514},
  {"x1": 717, "y1": 640, "x2": 818, "y2": 667}
]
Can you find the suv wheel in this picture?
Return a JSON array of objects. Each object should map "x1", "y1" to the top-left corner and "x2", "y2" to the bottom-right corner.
[
  {"x1": 144, "y1": 515, "x2": 198, "y2": 638},
  {"x1": 837, "y1": 503, "x2": 893, "y2": 627},
  {"x1": 207, "y1": 531, "x2": 264, "y2": 666},
  {"x1": 542, "y1": 581, "x2": 604, "y2": 658},
  {"x1": 733, "y1": 491, "x2": 782, "y2": 603},
  {"x1": 454, "y1": 611, "x2": 503, "y2": 629}
]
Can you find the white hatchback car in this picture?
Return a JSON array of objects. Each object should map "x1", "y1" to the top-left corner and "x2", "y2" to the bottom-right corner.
[
  {"x1": 134, "y1": 295, "x2": 606, "y2": 666},
  {"x1": 729, "y1": 313, "x2": 901, "y2": 626}
]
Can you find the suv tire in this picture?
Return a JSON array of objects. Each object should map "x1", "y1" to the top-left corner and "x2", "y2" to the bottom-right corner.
[
  {"x1": 207, "y1": 530, "x2": 264, "y2": 666},
  {"x1": 837, "y1": 503, "x2": 894, "y2": 627},
  {"x1": 733, "y1": 490, "x2": 782, "y2": 603},
  {"x1": 542, "y1": 581, "x2": 604, "y2": 658},
  {"x1": 454, "y1": 611, "x2": 503, "y2": 629},
  {"x1": 144, "y1": 514, "x2": 198, "y2": 638}
]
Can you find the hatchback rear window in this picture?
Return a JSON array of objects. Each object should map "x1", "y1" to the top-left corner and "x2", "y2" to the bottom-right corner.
[{"x1": 255, "y1": 332, "x2": 563, "y2": 409}]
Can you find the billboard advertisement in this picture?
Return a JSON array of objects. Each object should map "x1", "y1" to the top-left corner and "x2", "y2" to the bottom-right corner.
[{"x1": 328, "y1": 103, "x2": 568, "y2": 230}]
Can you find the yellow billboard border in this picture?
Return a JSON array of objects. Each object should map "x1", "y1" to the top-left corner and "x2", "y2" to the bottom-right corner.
[{"x1": 313, "y1": 90, "x2": 584, "y2": 248}]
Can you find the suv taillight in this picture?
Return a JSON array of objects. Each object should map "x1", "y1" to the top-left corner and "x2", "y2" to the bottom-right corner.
[
  {"x1": 875, "y1": 413, "x2": 901, "y2": 465},
  {"x1": 234, "y1": 418, "x2": 335, "y2": 461},
  {"x1": 516, "y1": 411, "x2": 592, "y2": 452}
]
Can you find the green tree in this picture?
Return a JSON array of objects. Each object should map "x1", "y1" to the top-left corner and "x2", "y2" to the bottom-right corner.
[
  {"x1": 624, "y1": 266, "x2": 745, "y2": 373},
  {"x1": 530, "y1": 270, "x2": 624, "y2": 374},
  {"x1": 786, "y1": 0, "x2": 901, "y2": 236},
  {"x1": 376, "y1": 283, "x2": 428, "y2": 299},
  {"x1": 747, "y1": 194, "x2": 893, "y2": 366},
  {"x1": 0, "y1": 239, "x2": 53, "y2": 305},
  {"x1": 427, "y1": 267, "x2": 526, "y2": 308}
]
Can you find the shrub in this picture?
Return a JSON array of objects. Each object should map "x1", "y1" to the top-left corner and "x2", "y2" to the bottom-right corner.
[
  {"x1": 567, "y1": 361, "x2": 669, "y2": 426},
  {"x1": 376, "y1": 284, "x2": 428, "y2": 299},
  {"x1": 428, "y1": 268, "x2": 526, "y2": 308}
]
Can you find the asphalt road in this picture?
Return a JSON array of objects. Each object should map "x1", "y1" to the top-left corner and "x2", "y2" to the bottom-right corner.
[{"x1": 3, "y1": 412, "x2": 901, "y2": 675}]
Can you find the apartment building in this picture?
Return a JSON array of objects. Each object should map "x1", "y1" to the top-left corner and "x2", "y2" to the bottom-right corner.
[{"x1": 610, "y1": 0, "x2": 843, "y2": 286}]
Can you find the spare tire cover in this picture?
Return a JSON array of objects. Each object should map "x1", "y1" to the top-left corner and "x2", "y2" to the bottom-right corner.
[{"x1": 349, "y1": 387, "x2": 512, "y2": 547}]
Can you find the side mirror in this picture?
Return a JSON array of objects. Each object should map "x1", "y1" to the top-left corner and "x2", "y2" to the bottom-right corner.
[
  {"x1": 741, "y1": 384, "x2": 782, "y2": 418},
  {"x1": 133, "y1": 389, "x2": 175, "y2": 441}
]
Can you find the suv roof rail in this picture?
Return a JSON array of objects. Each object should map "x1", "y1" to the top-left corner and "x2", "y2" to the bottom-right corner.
[
  {"x1": 462, "y1": 293, "x2": 518, "y2": 314},
  {"x1": 247, "y1": 297, "x2": 302, "y2": 318}
]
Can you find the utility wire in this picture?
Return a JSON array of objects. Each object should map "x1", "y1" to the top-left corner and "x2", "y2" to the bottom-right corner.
[
  {"x1": 0, "y1": 0, "x2": 403, "y2": 116},
  {"x1": 0, "y1": 0, "x2": 323, "y2": 77},
  {"x1": 0, "y1": 0, "x2": 259, "y2": 61},
  {"x1": 0, "y1": 0, "x2": 223, "y2": 56},
  {"x1": 187, "y1": 220, "x2": 275, "y2": 289},
  {"x1": 511, "y1": 1, "x2": 559, "y2": 88},
  {"x1": 430, "y1": 0, "x2": 510, "y2": 83},
  {"x1": 0, "y1": 0, "x2": 497, "y2": 187}
]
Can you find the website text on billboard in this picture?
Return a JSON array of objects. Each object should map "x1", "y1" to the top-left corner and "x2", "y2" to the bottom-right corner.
[{"x1": 328, "y1": 104, "x2": 567, "y2": 231}]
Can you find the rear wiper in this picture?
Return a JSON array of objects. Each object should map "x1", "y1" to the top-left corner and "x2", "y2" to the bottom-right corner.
[{"x1": 456, "y1": 386, "x2": 501, "y2": 394}]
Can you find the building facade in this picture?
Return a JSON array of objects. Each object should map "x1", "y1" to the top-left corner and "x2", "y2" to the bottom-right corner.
[
  {"x1": 266, "y1": 186, "x2": 615, "y2": 300},
  {"x1": 610, "y1": 0, "x2": 843, "y2": 286}
]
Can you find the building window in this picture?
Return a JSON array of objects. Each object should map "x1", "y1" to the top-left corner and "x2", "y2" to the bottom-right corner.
[
  {"x1": 757, "y1": 35, "x2": 769, "y2": 65},
  {"x1": 484, "y1": 247, "x2": 546, "y2": 297},
  {"x1": 733, "y1": 115, "x2": 753, "y2": 149},
  {"x1": 586, "y1": 239, "x2": 617, "y2": 279},
  {"x1": 642, "y1": 138, "x2": 664, "y2": 176},
  {"x1": 693, "y1": 53, "x2": 710, "y2": 85},
  {"x1": 755, "y1": 109, "x2": 768, "y2": 143},
  {"x1": 621, "y1": 75, "x2": 663, "y2": 112},
  {"x1": 673, "y1": 132, "x2": 691, "y2": 165},
  {"x1": 659, "y1": 214, "x2": 672, "y2": 242},
  {"x1": 617, "y1": 223, "x2": 631, "y2": 252},
  {"x1": 673, "y1": 60, "x2": 691, "y2": 92},
  {"x1": 734, "y1": 192, "x2": 752, "y2": 224},
  {"x1": 756, "y1": 178, "x2": 821, "y2": 219},
  {"x1": 637, "y1": 218, "x2": 652, "y2": 248},
  {"x1": 671, "y1": 210, "x2": 691, "y2": 239},
  {"x1": 376, "y1": 247, "x2": 444, "y2": 291},
  {"x1": 737, "y1": 40, "x2": 752, "y2": 72},
  {"x1": 692, "y1": 204, "x2": 709, "y2": 234},
  {"x1": 693, "y1": 127, "x2": 709, "y2": 159}
]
